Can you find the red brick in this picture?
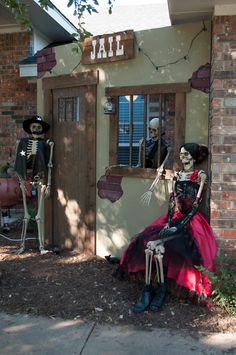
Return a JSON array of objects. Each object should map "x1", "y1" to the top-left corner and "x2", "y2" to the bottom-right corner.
[
  {"x1": 213, "y1": 23, "x2": 225, "y2": 34},
  {"x1": 42, "y1": 47, "x2": 53, "y2": 56},
  {"x1": 222, "y1": 192, "x2": 236, "y2": 200},
  {"x1": 223, "y1": 230, "x2": 236, "y2": 238},
  {"x1": 212, "y1": 98, "x2": 224, "y2": 107},
  {"x1": 212, "y1": 79, "x2": 223, "y2": 89},
  {"x1": 0, "y1": 32, "x2": 37, "y2": 163},
  {"x1": 46, "y1": 53, "x2": 56, "y2": 62}
]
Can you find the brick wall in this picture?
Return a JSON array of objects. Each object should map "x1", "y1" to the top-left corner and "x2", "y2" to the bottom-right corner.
[
  {"x1": 0, "y1": 32, "x2": 37, "y2": 165},
  {"x1": 210, "y1": 15, "x2": 236, "y2": 258}
]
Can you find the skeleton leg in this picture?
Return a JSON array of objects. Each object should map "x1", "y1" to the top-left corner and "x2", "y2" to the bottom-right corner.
[
  {"x1": 132, "y1": 248, "x2": 154, "y2": 313},
  {"x1": 154, "y1": 253, "x2": 160, "y2": 284},
  {"x1": 145, "y1": 248, "x2": 154, "y2": 285},
  {"x1": 155, "y1": 245, "x2": 165, "y2": 283},
  {"x1": 150, "y1": 244, "x2": 166, "y2": 311},
  {"x1": 18, "y1": 179, "x2": 31, "y2": 254},
  {"x1": 35, "y1": 182, "x2": 50, "y2": 254}
]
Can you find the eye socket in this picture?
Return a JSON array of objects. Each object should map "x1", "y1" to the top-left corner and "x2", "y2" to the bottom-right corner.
[
  {"x1": 180, "y1": 152, "x2": 190, "y2": 157},
  {"x1": 30, "y1": 123, "x2": 42, "y2": 131}
]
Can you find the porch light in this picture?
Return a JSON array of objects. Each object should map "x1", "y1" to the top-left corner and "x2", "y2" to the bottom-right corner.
[{"x1": 104, "y1": 97, "x2": 116, "y2": 115}]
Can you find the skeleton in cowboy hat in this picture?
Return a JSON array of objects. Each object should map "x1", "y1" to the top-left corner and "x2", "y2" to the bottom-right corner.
[{"x1": 14, "y1": 115, "x2": 54, "y2": 254}]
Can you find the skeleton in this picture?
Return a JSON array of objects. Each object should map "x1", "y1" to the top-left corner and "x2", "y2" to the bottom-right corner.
[
  {"x1": 133, "y1": 145, "x2": 207, "y2": 312},
  {"x1": 14, "y1": 116, "x2": 54, "y2": 254},
  {"x1": 137, "y1": 117, "x2": 169, "y2": 169}
]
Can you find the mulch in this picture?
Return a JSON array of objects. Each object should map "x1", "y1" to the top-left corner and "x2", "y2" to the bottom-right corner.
[{"x1": 0, "y1": 224, "x2": 235, "y2": 333}]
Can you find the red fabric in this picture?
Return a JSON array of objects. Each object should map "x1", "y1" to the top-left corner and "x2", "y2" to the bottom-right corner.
[
  {"x1": 119, "y1": 212, "x2": 217, "y2": 298},
  {"x1": 190, "y1": 170, "x2": 199, "y2": 182},
  {"x1": 167, "y1": 212, "x2": 216, "y2": 296}
]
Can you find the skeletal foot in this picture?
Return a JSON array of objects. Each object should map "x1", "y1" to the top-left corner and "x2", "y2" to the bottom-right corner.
[
  {"x1": 40, "y1": 249, "x2": 51, "y2": 255},
  {"x1": 17, "y1": 247, "x2": 25, "y2": 255}
]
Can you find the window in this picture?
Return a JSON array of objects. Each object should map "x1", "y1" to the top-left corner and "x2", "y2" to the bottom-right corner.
[
  {"x1": 118, "y1": 95, "x2": 144, "y2": 166},
  {"x1": 106, "y1": 83, "x2": 190, "y2": 178},
  {"x1": 58, "y1": 96, "x2": 80, "y2": 122}
]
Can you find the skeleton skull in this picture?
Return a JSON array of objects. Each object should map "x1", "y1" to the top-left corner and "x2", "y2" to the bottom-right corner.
[
  {"x1": 30, "y1": 123, "x2": 43, "y2": 138},
  {"x1": 149, "y1": 117, "x2": 160, "y2": 140},
  {"x1": 179, "y1": 147, "x2": 195, "y2": 171}
]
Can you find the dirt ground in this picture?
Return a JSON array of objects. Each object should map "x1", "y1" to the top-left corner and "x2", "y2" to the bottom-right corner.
[{"x1": 0, "y1": 226, "x2": 235, "y2": 334}]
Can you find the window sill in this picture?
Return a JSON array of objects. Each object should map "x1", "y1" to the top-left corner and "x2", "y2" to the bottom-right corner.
[{"x1": 106, "y1": 166, "x2": 173, "y2": 179}]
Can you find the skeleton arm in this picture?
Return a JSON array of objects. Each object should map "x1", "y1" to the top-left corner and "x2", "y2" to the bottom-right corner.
[
  {"x1": 45, "y1": 139, "x2": 54, "y2": 198},
  {"x1": 177, "y1": 170, "x2": 207, "y2": 227},
  {"x1": 137, "y1": 138, "x2": 144, "y2": 167},
  {"x1": 140, "y1": 147, "x2": 171, "y2": 205}
]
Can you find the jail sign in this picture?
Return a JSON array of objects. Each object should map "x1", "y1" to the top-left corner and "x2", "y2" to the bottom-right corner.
[{"x1": 82, "y1": 30, "x2": 134, "y2": 64}]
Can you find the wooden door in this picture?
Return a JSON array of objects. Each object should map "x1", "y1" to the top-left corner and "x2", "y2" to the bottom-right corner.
[{"x1": 43, "y1": 72, "x2": 98, "y2": 254}]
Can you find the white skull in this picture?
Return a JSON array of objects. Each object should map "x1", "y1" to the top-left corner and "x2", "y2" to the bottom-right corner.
[
  {"x1": 30, "y1": 122, "x2": 43, "y2": 138},
  {"x1": 179, "y1": 147, "x2": 194, "y2": 171},
  {"x1": 149, "y1": 117, "x2": 159, "y2": 140}
]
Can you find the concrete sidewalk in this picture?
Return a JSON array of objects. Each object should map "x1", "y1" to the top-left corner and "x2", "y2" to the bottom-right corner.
[{"x1": 0, "y1": 312, "x2": 235, "y2": 355}]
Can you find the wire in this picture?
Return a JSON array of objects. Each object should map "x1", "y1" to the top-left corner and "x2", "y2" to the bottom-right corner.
[
  {"x1": 135, "y1": 20, "x2": 208, "y2": 71},
  {"x1": 0, "y1": 233, "x2": 36, "y2": 242}
]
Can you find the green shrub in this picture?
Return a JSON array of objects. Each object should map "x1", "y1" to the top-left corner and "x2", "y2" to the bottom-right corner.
[
  {"x1": 0, "y1": 163, "x2": 12, "y2": 178},
  {"x1": 196, "y1": 259, "x2": 236, "y2": 315}
]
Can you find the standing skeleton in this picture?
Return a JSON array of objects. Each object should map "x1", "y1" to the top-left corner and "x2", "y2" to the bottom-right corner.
[{"x1": 14, "y1": 116, "x2": 54, "y2": 254}]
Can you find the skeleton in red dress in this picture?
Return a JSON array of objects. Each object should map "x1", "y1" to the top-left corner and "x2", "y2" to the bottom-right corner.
[{"x1": 114, "y1": 143, "x2": 217, "y2": 313}]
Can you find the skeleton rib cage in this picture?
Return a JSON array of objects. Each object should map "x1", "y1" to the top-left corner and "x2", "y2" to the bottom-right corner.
[{"x1": 27, "y1": 139, "x2": 38, "y2": 160}]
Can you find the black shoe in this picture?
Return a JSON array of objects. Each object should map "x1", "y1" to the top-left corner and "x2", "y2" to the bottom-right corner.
[
  {"x1": 105, "y1": 255, "x2": 120, "y2": 264},
  {"x1": 150, "y1": 283, "x2": 166, "y2": 311},
  {"x1": 132, "y1": 284, "x2": 154, "y2": 313}
]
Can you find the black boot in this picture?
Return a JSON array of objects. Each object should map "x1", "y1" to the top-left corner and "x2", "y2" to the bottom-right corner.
[
  {"x1": 150, "y1": 283, "x2": 166, "y2": 311},
  {"x1": 132, "y1": 284, "x2": 154, "y2": 313}
]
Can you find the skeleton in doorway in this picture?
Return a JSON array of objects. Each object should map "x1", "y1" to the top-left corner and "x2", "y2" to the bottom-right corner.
[
  {"x1": 114, "y1": 143, "x2": 217, "y2": 312},
  {"x1": 14, "y1": 116, "x2": 54, "y2": 254},
  {"x1": 137, "y1": 117, "x2": 169, "y2": 169}
]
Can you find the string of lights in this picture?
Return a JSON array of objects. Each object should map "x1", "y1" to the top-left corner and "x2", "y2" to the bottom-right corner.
[{"x1": 134, "y1": 21, "x2": 208, "y2": 71}]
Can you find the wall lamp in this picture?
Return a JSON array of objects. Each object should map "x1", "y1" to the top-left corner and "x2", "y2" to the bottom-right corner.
[{"x1": 104, "y1": 96, "x2": 116, "y2": 115}]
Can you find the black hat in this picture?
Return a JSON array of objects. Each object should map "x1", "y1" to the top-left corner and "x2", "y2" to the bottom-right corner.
[{"x1": 23, "y1": 115, "x2": 50, "y2": 134}]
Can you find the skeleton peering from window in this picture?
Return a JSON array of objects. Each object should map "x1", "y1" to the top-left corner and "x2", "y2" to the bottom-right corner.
[
  {"x1": 137, "y1": 117, "x2": 169, "y2": 169},
  {"x1": 113, "y1": 143, "x2": 217, "y2": 312},
  {"x1": 14, "y1": 116, "x2": 54, "y2": 254}
]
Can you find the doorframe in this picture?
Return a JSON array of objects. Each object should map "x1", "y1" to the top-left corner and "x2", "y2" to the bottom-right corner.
[{"x1": 42, "y1": 70, "x2": 99, "y2": 253}]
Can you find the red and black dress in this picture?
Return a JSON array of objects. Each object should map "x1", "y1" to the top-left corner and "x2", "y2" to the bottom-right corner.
[{"x1": 117, "y1": 170, "x2": 217, "y2": 299}]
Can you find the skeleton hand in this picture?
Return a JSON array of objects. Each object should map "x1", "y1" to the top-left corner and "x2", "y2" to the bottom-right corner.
[
  {"x1": 140, "y1": 190, "x2": 153, "y2": 206},
  {"x1": 140, "y1": 163, "x2": 166, "y2": 206},
  {"x1": 147, "y1": 240, "x2": 160, "y2": 250}
]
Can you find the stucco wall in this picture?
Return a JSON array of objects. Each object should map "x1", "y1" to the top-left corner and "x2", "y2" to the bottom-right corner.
[{"x1": 37, "y1": 21, "x2": 211, "y2": 257}]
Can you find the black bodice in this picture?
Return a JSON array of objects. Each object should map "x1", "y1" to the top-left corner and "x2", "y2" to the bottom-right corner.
[{"x1": 174, "y1": 180, "x2": 199, "y2": 215}]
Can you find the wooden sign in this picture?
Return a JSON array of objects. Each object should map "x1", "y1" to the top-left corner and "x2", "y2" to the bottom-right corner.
[
  {"x1": 82, "y1": 30, "x2": 134, "y2": 65},
  {"x1": 97, "y1": 175, "x2": 123, "y2": 203},
  {"x1": 188, "y1": 63, "x2": 211, "y2": 94}
]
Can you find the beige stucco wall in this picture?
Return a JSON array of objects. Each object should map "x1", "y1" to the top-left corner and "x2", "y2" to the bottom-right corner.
[{"x1": 37, "y1": 21, "x2": 211, "y2": 257}]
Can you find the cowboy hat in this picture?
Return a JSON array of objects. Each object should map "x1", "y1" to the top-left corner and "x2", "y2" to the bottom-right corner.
[{"x1": 23, "y1": 115, "x2": 50, "y2": 134}]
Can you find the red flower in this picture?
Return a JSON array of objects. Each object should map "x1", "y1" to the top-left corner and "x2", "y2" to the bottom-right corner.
[{"x1": 190, "y1": 170, "x2": 198, "y2": 182}]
